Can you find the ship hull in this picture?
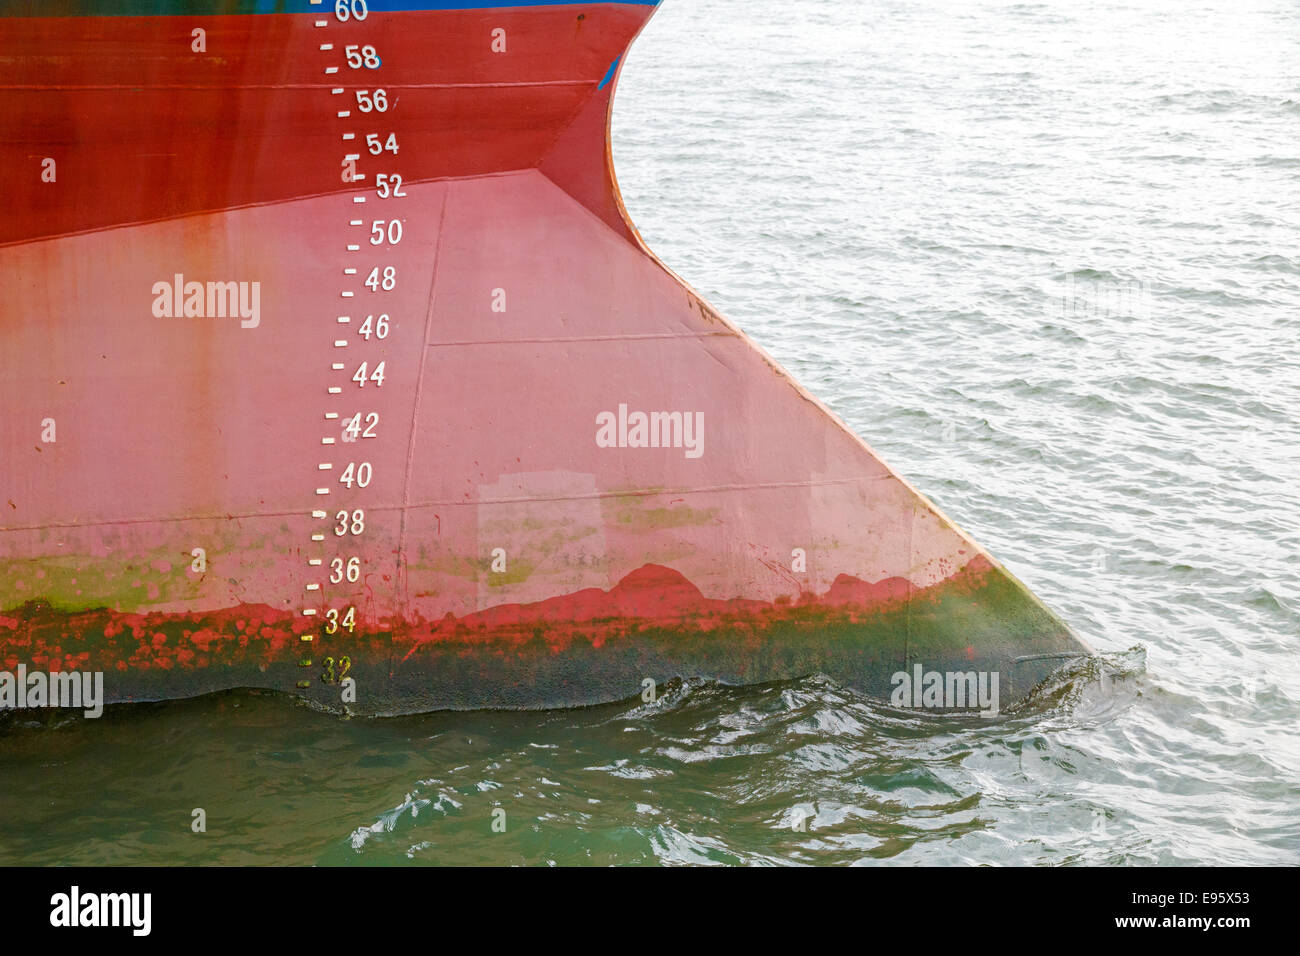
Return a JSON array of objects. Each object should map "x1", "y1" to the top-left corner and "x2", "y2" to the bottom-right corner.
[{"x1": 0, "y1": 1, "x2": 1090, "y2": 715}]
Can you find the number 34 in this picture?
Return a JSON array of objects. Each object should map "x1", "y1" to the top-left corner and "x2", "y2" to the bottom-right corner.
[{"x1": 324, "y1": 606, "x2": 356, "y2": 634}]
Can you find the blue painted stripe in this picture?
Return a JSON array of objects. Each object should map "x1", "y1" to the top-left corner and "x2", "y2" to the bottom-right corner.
[
  {"x1": 0, "y1": 0, "x2": 658, "y2": 17},
  {"x1": 596, "y1": 53, "x2": 620, "y2": 90}
]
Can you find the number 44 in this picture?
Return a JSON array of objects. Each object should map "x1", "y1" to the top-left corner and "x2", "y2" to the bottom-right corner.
[{"x1": 352, "y1": 361, "x2": 386, "y2": 387}]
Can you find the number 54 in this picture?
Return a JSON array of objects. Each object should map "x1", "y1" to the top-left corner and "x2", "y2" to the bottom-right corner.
[{"x1": 366, "y1": 133, "x2": 399, "y2": 155}]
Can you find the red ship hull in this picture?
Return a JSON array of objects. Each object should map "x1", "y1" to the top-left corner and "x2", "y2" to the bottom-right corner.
[{"x1": 0, "y1": 1, "x2": 1090, "y2": 714}]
